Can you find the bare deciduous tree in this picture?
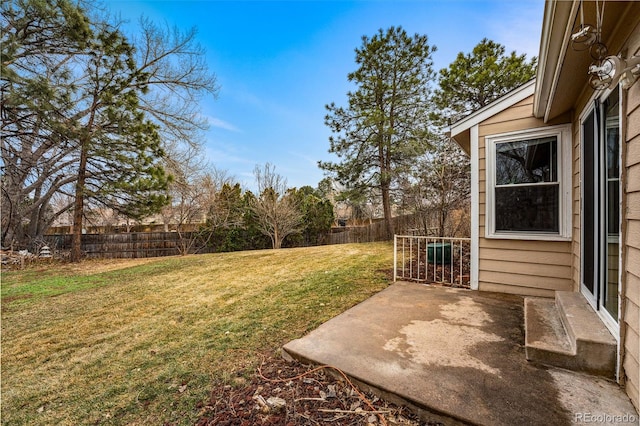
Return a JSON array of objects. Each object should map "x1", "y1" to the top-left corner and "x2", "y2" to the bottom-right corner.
[
  {"x1": 408, "y1": 138, "x2": 470, "y2": 237},
  {"x1": 161, "y1": 154, "x2": 234, "y2": 254},
  {"x1": 249, "y1": 163, "x2": 303, "y2": 249}
]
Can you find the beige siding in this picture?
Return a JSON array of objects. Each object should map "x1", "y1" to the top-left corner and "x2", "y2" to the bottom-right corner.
[
  {"x1": 625, "y1": 273, "x2": 640, "y2": 410},
  {"x1": 624, "y1": 74, "x2": 640, "y2": 411},
  {"x1": 563, "y1": 27, "x2": 640, "y2": 407},
  {"x1": 479, "y1": 282, "x2": 558, "y2": 298},
  {"x1": 469, "y1": 16, "x2": 640, "y2": 408},
  {"x1": 476, "y1": 95, "x2": 573, "y2": 297},
  {"x1": 572, "y1": 120, "x2": 581, "y2": 292}
]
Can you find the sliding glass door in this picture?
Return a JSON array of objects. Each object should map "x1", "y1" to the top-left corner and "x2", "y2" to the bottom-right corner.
[{"x1": 581, "y1": 87, "x2": 620, "y2": 332}]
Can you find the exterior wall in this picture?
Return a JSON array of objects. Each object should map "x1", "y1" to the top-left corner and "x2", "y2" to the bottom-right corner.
[
  {"x1": 477, "y1": 95, "x2": 573, "y2": 297},
  {"x1": 624, "y1": 71, "x2": 640, "y2": 412},
  {"x1": 567, "y1": 18, "x2": 640, "y2": 411},
  {"x1": 564, "y1": 81, "x2": 639, "y2": 410},
  {"x1": 470, "y1": 6, "x2": 640, "y2": 407},
  {"x1": 571, "y1": 119, "x2": 581, "y2": 292}
]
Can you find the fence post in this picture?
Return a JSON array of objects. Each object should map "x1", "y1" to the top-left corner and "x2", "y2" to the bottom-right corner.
[{"x1": 393, "y1": 235, "x2": 397, "y2": 282}]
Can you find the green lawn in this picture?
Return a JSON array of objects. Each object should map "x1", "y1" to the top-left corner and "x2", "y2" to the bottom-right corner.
[{"x1": 1, "y1": 242, "x2": 393, "y2": 425}]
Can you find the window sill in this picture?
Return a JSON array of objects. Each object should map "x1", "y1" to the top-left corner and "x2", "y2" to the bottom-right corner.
[{"x1": 485, "y1": 232, "x2": 572, "y2": 242}]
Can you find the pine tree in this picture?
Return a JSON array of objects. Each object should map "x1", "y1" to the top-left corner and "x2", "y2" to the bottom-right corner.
[
  {"x1": 320, "y1": 26, "x2": 436, "y2": 239},
  {"x1": 433, "y1": 38, "x2": 537, "y2": 122},
  {"x1": 406, "y1": 39, "x2": 536, "y2": 238},
  {"x1": 1, "y1": 0, "x2": 218, "y2": 258},
  {"x1": 68, "y1": 24, "x2": 171, "y2": 261},
  {"x1": 1, "y1": 0, "x2": 92, "y2": 248}
]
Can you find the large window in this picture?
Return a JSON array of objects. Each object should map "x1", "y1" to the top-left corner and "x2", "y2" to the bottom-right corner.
[{"x1": 486, "y1": 125, "x2": 572, "y2": 240}]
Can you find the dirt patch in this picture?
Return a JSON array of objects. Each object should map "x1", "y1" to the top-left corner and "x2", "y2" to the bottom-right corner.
[
  {"x1": 1, "y1": 294, "x2": 34, "y2": 303},
  {"x1": 59, "y1": 257, "x2": 163, "y2": 274},
  {"x1": 1, "y1": 294, "x2": 34, "y2": 313},
  {"x1": 377, "y1": 268, "x2": 395, "y2": 281},
  {"x1": 195, "y1": 353, "x2": 440, "y2": 426},
  {"x1": 1, "y1": 255, "x2": 161, "y2": 273}
]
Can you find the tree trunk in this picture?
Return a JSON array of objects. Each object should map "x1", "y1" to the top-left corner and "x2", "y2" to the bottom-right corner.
[
  {"x1": 27, "y1": 182, "x2": 56, "y2": 246},
  {"x1": 440, "y1": 168, "x2": 451, "y2": 237},
  {"x1": 1, "y1": 188, "x2": 16, "y2": 249},
  {"x1": 381, "y1": 181, "x2": 394, "y2": 239},
  {"x1": 71, "y1": 137, "x2": 88, "y2": 262},
  {"x1": 378, "y1": 131, "x2": 394, "y2": 240},
  {"x1": 27, "y1": 184, "x2": 43, "y2": 244},
  {"x1": 273, "y1": 227, "x2": 280, "y2": 249}
]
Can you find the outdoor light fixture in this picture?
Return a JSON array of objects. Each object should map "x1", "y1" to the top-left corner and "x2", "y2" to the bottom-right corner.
[
  {"x1": 571, "y1": 0, "x2": 640, "y2": 90},
  {"x1": 589, "y1": 54, "x2": 640, "y2": 90},
  {"x1": 571, "y1": 24, "x2": 597, "y2": 49}
]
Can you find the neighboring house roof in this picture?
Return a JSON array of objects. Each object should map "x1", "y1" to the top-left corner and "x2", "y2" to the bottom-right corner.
[{"x1": 449, "y1": 79, "x2": 536, "y2": 155}]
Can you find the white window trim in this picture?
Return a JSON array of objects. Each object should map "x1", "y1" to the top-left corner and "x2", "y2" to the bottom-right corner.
[
  {"x1": 470, "y1": 124, "x2": 479, "y2": 290},
  {"x1": 485, "y1": 124, "x2": 572, "y2": 241}
]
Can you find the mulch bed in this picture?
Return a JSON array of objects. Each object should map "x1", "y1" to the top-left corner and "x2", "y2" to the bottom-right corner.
[{"x1": 195, "y1": 353, "x2": 442, "y2": 426}]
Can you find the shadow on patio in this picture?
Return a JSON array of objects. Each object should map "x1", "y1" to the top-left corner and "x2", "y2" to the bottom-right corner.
[{"x1": 283, "y1": 282, "x2": 637, "y2": 425}]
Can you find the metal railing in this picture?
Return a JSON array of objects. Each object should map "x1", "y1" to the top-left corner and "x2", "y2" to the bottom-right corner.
[{"x1": 393, "y1": 235, "x2": 471, "y2": 288}]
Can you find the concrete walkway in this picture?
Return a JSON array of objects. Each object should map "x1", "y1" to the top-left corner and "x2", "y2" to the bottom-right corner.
[{"x1": 283, "y1": 282, "x2": 638, "y2": 425}]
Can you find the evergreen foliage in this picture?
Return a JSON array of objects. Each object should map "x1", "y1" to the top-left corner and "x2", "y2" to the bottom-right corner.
[
  {"x1": 287, "y1": 186, "x2": 335, "y2": 246},
  {"x1": 406, "y1": 38, "x2": 536, "y2": 237},
  {"x1": 1, "y1": 0, "x2": 93, "y2": 248},
  {"x1": 432, "y1": 38, "x2": 537, "y2": 122},
  {"x1": 1, "y1": 0, "x2": 217, "y2": 259},
  {"x1": 320, "y1": 26, "x2": 436, "y2": 238}
]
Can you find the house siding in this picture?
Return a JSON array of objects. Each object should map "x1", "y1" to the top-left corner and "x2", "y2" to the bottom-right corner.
[
  {"x1": 459, "y1": 8, "x2": 640, "y2": 406},
  {"x1": 562, "y1": 80, "x2": 639, "y2": 410},
  {"x1": 572, "y1": 121, "x2": 581, "y2": 292},
  {"x1": 555, "y1": 20, "x2": 640, "y2": 407},
  {"x1": 477, "y1": 95, "x2": 573, "y2": 297},
  {"x1": 624, "y1": 75, "x2": 640, "y2": 412}
]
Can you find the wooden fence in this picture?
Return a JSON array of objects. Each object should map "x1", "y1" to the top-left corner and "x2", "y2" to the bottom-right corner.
[
  {"x1": 326, "y1": 214, "x2": 432, "y2": 245},
  {"x1": 327, "y1": 223, "x2": 389, "y2": 245},
  {"x1": 45, "y1": 225, "x2": 397, "y2": 259},
  {"x1": 45, "y1": 232, "x2": 212, "y2": 259},
  {"x1": 41, "y1": 211, "x2": 467, "y2": 259}
]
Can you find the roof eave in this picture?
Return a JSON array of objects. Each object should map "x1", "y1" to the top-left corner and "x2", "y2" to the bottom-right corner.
[{"x1": 533, "y1": 0, "x2": 578, "y2": 121}]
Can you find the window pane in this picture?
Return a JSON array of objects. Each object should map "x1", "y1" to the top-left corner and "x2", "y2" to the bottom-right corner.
[
  {"x1": 582, "y1": 111, "x2": 596, "y2": 295},
  {"x1": 605, "y1": 90, "x2": 620, "y2": 180},
  {"x1": 604, "y1": 88, "x2": 620, "y2": 321},
  {"x1": 496, "y1": 137, "x2": 557, "y2": 185},
  {"x1": 495, "y1": 185, "x2": 559, "y2": 232},
  {"x1": 607, "y1": 180, "x2": 620, "y2": 235}
]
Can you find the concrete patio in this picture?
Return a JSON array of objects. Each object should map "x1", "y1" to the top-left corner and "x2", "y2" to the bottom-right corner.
[{"x1": 283, "y1": 282, "x2": 638, "y2": 425}]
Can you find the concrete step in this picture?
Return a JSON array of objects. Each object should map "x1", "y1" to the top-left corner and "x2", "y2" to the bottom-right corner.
[
  {"x1": 525, "y1": 298, "x2": 575, "y2": 367},
  {"x1": 524, "y1": 292, "x2": 616, "y2": 379},
  {"x1": 555, "y1": 292, "x2": 617, "y2": 378}
]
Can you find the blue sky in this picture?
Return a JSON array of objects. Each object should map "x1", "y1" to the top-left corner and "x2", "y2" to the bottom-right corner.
[{"x1": 106, "y1": 0, "x2": 544, "y2": 191}]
